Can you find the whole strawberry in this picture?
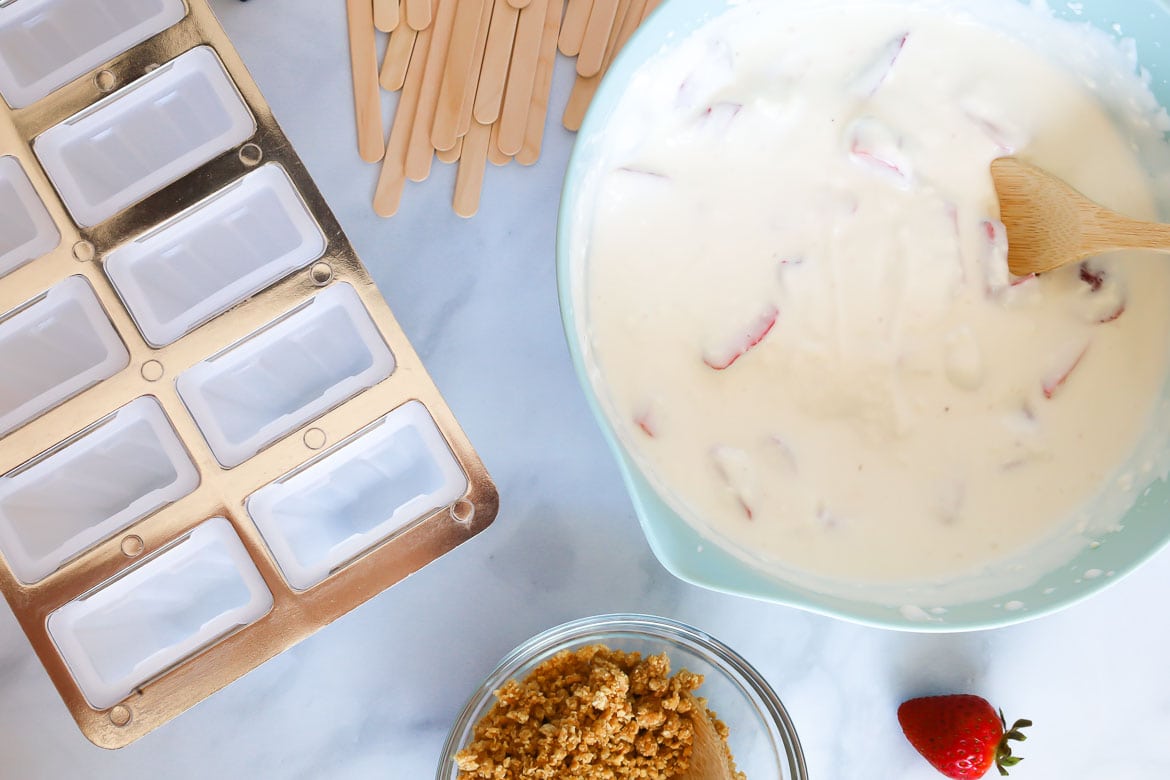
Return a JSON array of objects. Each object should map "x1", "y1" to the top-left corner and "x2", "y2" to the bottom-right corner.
[{"x1": 898, "y1": 694, "x2": 1031, "y2": 779}]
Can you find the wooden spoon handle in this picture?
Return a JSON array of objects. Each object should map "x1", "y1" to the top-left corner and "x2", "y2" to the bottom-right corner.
[
  {"x1": 675, "y1": 694, "x2": 735, "y2": 780},
  {"x1": 1083, "y1": 208, "x2": 1170, "y2": 256}
]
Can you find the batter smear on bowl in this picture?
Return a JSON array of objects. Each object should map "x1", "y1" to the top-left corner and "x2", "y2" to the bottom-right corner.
[{"x1": 580, "y1": 0, "x2": 1170, "y2": 592}]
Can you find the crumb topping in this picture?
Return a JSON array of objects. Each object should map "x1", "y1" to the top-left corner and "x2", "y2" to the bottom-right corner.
[{"x1": 454, "y1": 645, "x2": 744, "y2": 780}]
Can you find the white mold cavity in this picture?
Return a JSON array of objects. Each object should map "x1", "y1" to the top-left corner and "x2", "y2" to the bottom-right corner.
[
  {"x1": 0, "y1": 397, "x2": 199, "y2": 584},
  {"x1": 0, "y1": 0, "x2": 186, "y2": 109},
  {"x1": 0, "y1": 155, "x2": 59, "y2": 278},
  {"x1": 47, "y1": 517, "x2": 272, "y2": 710},
  {"x1": 106, "y1": 165, "x2": 327, "y2": 347},
  {"x1": 0, "y1": 276, "x2": 129, "y2": 436},
  {"x1": 177, "y1": 283, "x2": 396, "y2": 468},
  {"x1": 248, "y1": 401, "x2": 469, "y2": 590},
  {"x1": 33, "y1": 46, "x2": 255, "y2": 227}
]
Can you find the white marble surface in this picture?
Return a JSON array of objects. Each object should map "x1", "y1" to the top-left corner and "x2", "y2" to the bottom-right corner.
[{"x1": 3, "y1": 1, "x2": 1170, "y2": 777}]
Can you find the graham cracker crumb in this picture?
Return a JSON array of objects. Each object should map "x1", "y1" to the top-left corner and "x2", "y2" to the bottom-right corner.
[{"x1": 454, "y1": 644, "x2": 745, "y2": 780}]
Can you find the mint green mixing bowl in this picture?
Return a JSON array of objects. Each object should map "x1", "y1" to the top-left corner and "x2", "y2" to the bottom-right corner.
[{"x1": 556, "y1": 0, "x2": 1170, "y2": 631}]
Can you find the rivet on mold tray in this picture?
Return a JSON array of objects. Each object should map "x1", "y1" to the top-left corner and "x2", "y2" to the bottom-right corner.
[
  {"x1": 109, "y1": 706, "x2": 132, "y2": 727},
  {"x1": 238, "y1": 143, "x2": 263, "y2": 167},
  {"x1": 303, "y1": 428, "x2": 327, "y2": 450},
  {"x1": 450, "y1": 499, "x2": 475, "y2": 525},
  {"x1": 140, "y1": 360, "x2": 165, "y2": 382},
  {"x1": 309, "y1": 262, "x2": 333, "y2": 286},
  {"x1": 72, "y1": 240, "x2": 96, "y2": 262},
  {"x1": 121, "y1": 535, "x2": 145, "y2": 558},
  {"x1": 94, "y1": 70, "x2": 118, "y2": 93}
]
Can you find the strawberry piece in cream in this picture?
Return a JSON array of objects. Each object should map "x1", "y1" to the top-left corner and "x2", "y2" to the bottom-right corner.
[{"x1": 702, "y1": 306, "x2": 779, "y2": 370}]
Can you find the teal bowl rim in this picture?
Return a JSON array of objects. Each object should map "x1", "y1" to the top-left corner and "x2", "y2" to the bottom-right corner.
[
  {"x1": 554, "y1": 0, "x2": 1170, "y2": 632},
  {"x1": 434, "y1": 613, "x2": 808, "y2": 780}
]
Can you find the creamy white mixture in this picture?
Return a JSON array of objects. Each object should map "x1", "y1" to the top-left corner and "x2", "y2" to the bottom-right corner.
[{"x1": 582, "y1": 0, "x2": 1170, "y2": 587}]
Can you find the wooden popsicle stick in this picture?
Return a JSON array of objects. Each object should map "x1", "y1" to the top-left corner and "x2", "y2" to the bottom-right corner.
[
  {"x1": 488, "y1": 119, "x2": 512, "y2": 165},
  {"x1": 404, "y1": 0, "x2": 432, "y2": 30},
  {"x1": 374, "y1": 15, "x2": 435, "y2": 216},
  {"x1": 641, "y1": 0, "x2": 661, "y2": 21},
  {"x1": 577, "y1": 0, "x2": 619, "y2": 77},
  {"x1": 563, "y1": 79, "x2": 593, "y2": 132},
  {"x1": 374, "y1": 0, "x2": 400, "y2": 32},
  {"x1": 347, "y1": 0, "x2": 384, "y2": 163},
  {"x1": 458, "y1": 0, "x2": 494, "y2": 138},
  {"x1": 380, "y1": 23, "x2": 417, "y2": 91},
  {"x1": 612, "y1": 0, "x2": 645, "y2": 54},
  {"x1": 507, "y1": 0, "x2": 533, "y2": 7},
  {"x1": 563, "y1": 0, "x2": 629, "y2": 130},
  {"x1": 437, "y1": 136, "x2": 463, "y2": 163},
  {"x1": 559, "y1": 0, "x2": 594, "y2": 57},
  {"x1": 516, "y1": 0, "x2": 562, "y2": 165},
  {"x1": 473, "y1": 0, "x2": 520, "y2": 125},
  {"x1": 497, "y1": 0, "x2": 548, "y2": 156},
  {"x1": 405, "y1": 0, "x2": 458, "y2": 182},
  {"x1": 454, "y1": 121, "x2": 492, "y2": 217},
  {"x1": 432, "y1": 0, "x2": 489, "y2": 152}
]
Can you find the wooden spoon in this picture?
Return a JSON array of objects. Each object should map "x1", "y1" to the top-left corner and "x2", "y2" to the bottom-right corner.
[
  {"x1": 675, "y1": 695, "x2": 736, "y2": 780},
  {"x1": 991, "y1": 156, "x2": 1170, "y2": 277}
]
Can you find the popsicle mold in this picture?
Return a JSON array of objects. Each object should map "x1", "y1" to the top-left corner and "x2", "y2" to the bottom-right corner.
[
  {"x1": 0, "y1": 0, "x2": 499, "y2": 747},
  {"x1": 34, "y1": 45, "x2": 255, "y2": 227},
  {"x1": 0, "y1": 0, "x2": 186, "y2": 109},
  {"x1": 176, "y1": 283, "x2": 396, "y2": 468},
  {"x1": 47, "y1": 517, "x2": 273, "y2": 710},
  {"x1": 105, "y1": 164, "x2": 328, "y2": 347},
  {"x1": 0, "y1": 397, "x2": 199, "y2": 584},
  {"x1": 0, "y1": 276, "x2": 129, "y2": 437},
  {"x1": 0, "y1": 155, "x2": 59, "y2": 278},
  {"x1": 248, "y1": 400, "x2": 469, "y2": 590}
]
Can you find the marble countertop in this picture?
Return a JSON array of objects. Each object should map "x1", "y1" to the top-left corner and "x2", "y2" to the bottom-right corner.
[{"x1": 3, "y1": 1, "x2": 1170, "y2": 777}]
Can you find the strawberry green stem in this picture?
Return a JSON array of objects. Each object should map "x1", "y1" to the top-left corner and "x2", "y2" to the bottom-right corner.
[{"x1": 996, "y1": 710, "x2": 1032, "y2": 776}]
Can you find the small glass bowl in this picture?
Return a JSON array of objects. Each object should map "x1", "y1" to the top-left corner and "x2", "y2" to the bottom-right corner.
[{"x1": 436, "y1": 613, "x2": 807, "y2": 780}]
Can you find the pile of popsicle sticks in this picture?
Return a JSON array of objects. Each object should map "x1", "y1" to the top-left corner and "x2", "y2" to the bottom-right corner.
[{"x1": 346, "y1": 0, "x2": 662, "y2": 218}]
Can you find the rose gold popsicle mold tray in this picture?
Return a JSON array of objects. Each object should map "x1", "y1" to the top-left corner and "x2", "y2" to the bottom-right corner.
[{"x1": 0, "y1": 0, "x2": 498, "y2": 748}]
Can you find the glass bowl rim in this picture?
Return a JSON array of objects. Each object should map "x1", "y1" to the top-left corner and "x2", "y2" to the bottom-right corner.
[{"x1": 435, "y1": 612, "x2": 808, "y2": 780}]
